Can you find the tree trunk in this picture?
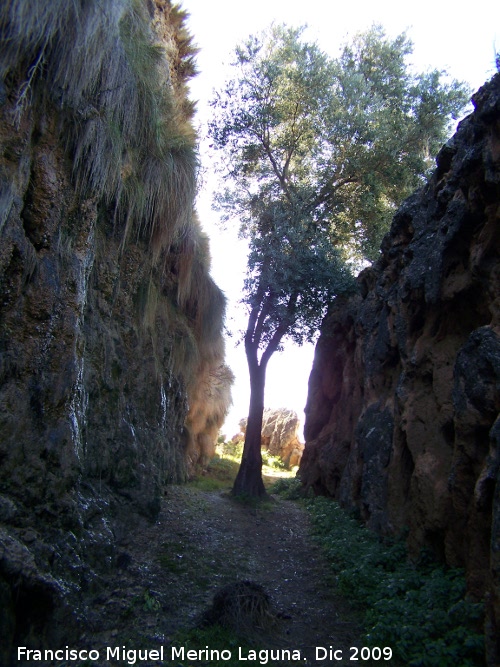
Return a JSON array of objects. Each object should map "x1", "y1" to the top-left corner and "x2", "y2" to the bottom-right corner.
[{"x1": 232, "y1": 360, "x2": 267, "y2": 498}]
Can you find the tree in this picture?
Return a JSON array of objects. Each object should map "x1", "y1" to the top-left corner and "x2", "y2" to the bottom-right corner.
[{"x1": 209, "y1": 24, "x2": 470, "y2": 497}]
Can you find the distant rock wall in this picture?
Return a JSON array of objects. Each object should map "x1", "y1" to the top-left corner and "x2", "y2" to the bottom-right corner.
[
  {"x1": 299, "y1": 74, "x2": 500, "y2": 662},
  {"x1": 0, "y1": 1, "x2": 231, "y2": 659},
  {"x1": 237, "y1": 408, "x2": 304, "y2": 468}
]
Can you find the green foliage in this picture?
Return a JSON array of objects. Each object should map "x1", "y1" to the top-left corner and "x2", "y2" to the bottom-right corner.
[
  {"x1": 308, "y1": 497, "x2": 484, "y2": 666},
  {"x1": 187, "y1": 440, "x2": 296, "y2": 493},
  {"x1": 268, "y1": 477, "x2": 303, "y2": 500},
  {"x1": 261, "y1": 450, "x2": 286, "y2": 470},
  {"x1": 211, "y1": 25, "x2": 359, "y2": 354},
  {"x1": 189, "y1": 454, "x2": 238, "y2": 491},
  {"x1": 210, "y1": 23, "x2": 470, "y2": 267},
  {"x1": 142, "y1": 589, "x2": 161, "y2": 613},
  {"x1": 218, "y1": 439, "x2": 244, "y2": 461},
  {"x1": 187, "y1": 442, "x2": 242, "y2": 491},
  {"x1": 217, "y1": 439, "x2": 288, "y2": 474}
]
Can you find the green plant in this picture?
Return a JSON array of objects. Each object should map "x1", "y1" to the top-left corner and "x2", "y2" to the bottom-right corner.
[
  {"x1": 188, "y1": 469, "x2": 232, "y2": 492},
  {"x1": 269, "y1": 477, "x2": 303, "y2": 500},
  {"x1": 143, "y1": 589, "x2": 161, "y2": 613},
  {"x1": 307, "y1": 497, "x2": 484, "y2": 666},
  {"x1": 261, "y1": 450, "x2": 286, "y2": 470},
  {"x1": 219, "y1": 440, "x2": 244, "y2": 460}
]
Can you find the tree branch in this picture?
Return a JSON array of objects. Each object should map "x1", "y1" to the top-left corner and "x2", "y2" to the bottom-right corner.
[
  {"x1": 261, "y1": 138, "x2": 293, "y2": 202},
  {"x1": 260, "y1": 291, "x2": 299, "y2": 368},
  {"x1": 312, "y1": 175, "x2": 358, "y2": 211},
  {"x1": 245, "y1": 282, "x2": 265, "y2": 356},
  {"x1": 283, "y1": 101, "x2": 301, "y2": 181},
  {"x1": 253, "y1": 290, "x2": 274, "y2": 349}
]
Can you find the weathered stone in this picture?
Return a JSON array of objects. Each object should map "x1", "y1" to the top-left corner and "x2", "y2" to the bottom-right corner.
[
  {"x1": 238, "y1": 408, "x2": 304, "y2": 468},
  {"x1": 0, "y1": 1, "x2": 231, "y2": 659},
  {"x1": 300, "y1": 73, "x2": 500, "y2": 664}
]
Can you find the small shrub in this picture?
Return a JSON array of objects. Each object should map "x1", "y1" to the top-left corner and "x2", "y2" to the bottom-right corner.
[
  {"x1": 142, "y1": 589, "x2": 161, "y2": 613},
  {"x1": 261, "y1": 450, "x2": 286, "y2": 470},
  {"x1": 269, "y1": 477, "x2": 303, "y2": 500},
  {"x1": 218, "y1": 440, "x2": 243, "y2": 460},
  {"x1": 202, "y1": 581, "x2": 276, "y2": 633}
]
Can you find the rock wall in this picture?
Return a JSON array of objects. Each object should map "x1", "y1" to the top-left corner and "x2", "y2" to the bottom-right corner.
[
  {"x1": 299, "y1": 74, "x2": 500, "y2": 661},
  {"x1": 0, "y1": 1, "x2": 231, "y2": 659},
  {"x1": 237, "y1": 408, "x2": 304, "y2": 468}
]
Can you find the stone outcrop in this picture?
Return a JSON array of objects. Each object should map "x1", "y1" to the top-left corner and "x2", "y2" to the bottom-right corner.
[
  {"x1": 237, "y1": 408, "x2": 304, "y2": 468},
  {"x1": 299, "y1": 74, "x2": 500, "y2": 662},
  {"x1": 0, "y1": 1, "x2": 231, "y2": 660}
]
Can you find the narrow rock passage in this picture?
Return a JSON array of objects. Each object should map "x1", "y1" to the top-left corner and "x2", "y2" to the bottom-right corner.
[{"x1": 82, "y1": 485, "x2": 368, "y2": 666}]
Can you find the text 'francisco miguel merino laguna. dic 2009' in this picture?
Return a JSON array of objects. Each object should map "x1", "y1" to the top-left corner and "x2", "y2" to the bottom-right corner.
[{"x1": 17, "y1": 645, "x2": 394, "y2": 664}]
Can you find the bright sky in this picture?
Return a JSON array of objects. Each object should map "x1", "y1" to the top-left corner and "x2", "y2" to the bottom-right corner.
[{"x1": 180, "y1": 0, "x2": 499, "y2": 437}]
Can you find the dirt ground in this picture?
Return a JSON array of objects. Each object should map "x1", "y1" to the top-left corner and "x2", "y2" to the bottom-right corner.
[{"x1": 80, "y1": 483, "x2": 370, "y2": 666}]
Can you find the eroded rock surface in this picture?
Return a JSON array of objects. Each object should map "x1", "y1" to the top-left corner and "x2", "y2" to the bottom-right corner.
[
  {"x1": 299, "y1": 74, "x2": 500, "y2": 662},
  {"x1": 237, "y1": 408, "x2": 304, "y2": 468},
  {"x1": 0, "y1": 1, "x2": 231, "y2": 660}
]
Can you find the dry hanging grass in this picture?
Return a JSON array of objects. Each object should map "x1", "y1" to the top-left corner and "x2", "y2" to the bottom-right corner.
[
  {"x1": 0, "y1": 0, "x2": 198, "y2": 256},
  {"x1": 0, "y1": 0, "x2": 233, "y2": 463}
]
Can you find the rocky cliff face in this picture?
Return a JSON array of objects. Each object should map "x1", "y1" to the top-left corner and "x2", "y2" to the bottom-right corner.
[
  {"x1": 0, "y1": 1, "x2": 231, "y2": 659},
  {"x1": 299, "y1": 74, "x2": 500, "y2": 661},
  {"x1": 236, "y1": 408, "x2": 304, "y2": 468}
]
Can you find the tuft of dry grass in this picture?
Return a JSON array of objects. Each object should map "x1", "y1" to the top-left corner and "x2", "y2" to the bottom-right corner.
[
  {"x1": 0, "y1": 0, "x2": 233, "y2": 475},
  {"x1": 0, "y1": 0, "x2": 198, "y2": 256},
  {"x1": 186, "y1": 362, "x2": 235, "y2": 468},
  {"x1": 202, "y1": 581, "x2": 277, "y2": 634}
]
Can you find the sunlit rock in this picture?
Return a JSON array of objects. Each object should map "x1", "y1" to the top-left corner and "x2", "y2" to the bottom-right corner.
[{"x1": 237, "y1": 408, "x2": 304, "y2": 468}]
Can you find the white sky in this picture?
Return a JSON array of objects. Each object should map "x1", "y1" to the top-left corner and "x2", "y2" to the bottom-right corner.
[{"x1": 180, "y1": 0, "x2": 499, "y2": 437}]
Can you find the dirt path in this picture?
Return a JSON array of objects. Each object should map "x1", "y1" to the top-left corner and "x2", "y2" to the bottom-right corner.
[{"x1": 81, "y1": 485, "x2": 366, "y2": 666}]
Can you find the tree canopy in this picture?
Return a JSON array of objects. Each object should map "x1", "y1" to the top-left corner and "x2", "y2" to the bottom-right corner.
[
  {"x1": 211, "y1": 24, "x2": 469, "y2": 263},
  {"x1": 209, "y1": 24, "x2": 470, "y2": 496}
]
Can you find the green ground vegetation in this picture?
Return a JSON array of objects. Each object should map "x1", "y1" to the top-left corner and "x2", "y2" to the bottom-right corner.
[
  {"x1": 179, "y1": 454, "x2": 485, "y2": 666},
  {"x1": 188, "y1": 439, "x2": 296, "y2": 493},
  {"x1": 272, "y1": 480, "x2": 485, "y2": 667}
]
